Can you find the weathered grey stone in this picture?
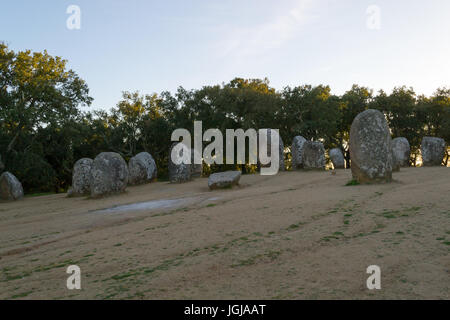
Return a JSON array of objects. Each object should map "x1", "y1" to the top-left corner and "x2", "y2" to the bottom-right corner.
[
  {"x1": 391, "y1": 148, "x2": 401, "y2": 172},
  {"x1": 191, "y1": 149, "x2": 203, "y2": 178},
  {"x1": 291, "y1": 136, "x2": 307, "y2": 170},
  {"x1": 67, "y1": 187, "x2": 75, "y2": 198},
  {"x1": 349, "y1": 109, "x2": 393, "y2": 183},
  {"x1": 302, "y1": 141, "x2": 326, "y2": 170},
  {"x1": 0, "y1": 171, "x2": 24, "y2": 201},
  {"x1": 392, "y1": 137, "x2": 410, "y2": 167},
  {"x1": 169, "y1": 143, "x2": 192, "y2": 183},
  {"x1": 329, "y1": 148, "x2": 345, "y2": 169},
  {"x1": 70, "y1": 158, "x2": 93, "y2": 197},
  {"x1": 208, "y1": 171, "x2": 241, "y2": 190},
  {"x1": 90, "y1": 152, "x2": 129, "y2": 198},
  {"x1": 259, "y1": 129, "x2": 285, "y2": 172},
  {"x1": 128, "y1": 152, "x2": 157, "y2": 185},
  {"x1": 421, "y1": 137, "x2": 446, "y2": 166}
]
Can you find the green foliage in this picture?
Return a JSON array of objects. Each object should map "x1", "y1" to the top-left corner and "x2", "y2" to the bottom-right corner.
[{"x1": 345, "y1": 179, "x2": 360, "y2": 186}]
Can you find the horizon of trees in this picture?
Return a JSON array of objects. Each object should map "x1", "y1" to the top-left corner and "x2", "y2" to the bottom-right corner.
[{"x1": 1, "y1": 44, "x2": 449, "y2": 194}]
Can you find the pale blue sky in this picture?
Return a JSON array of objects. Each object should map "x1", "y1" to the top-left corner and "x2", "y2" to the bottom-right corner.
[{"x1": 1, "y1": 0, "x2": 449, "y2": 110}]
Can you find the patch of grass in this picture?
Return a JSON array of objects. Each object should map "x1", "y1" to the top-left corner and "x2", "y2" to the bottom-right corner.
[
  {"x1": 287, "y1": 223, "x2": 302, "y2": 231},
  {"x1": 345, "y1": 179, "x2": 360, "y2": 186},
  {"x1": 110, "y1": 271, "x2": 139, "y2": 281},
  {"x1": 143, "y1": 258, "x2": 184, "y2": 274},
  {"x1": 113, "y1": 243, "x2": 122, "y2": 247},
  {"x1": 10, "y1": 291, "x2": 33, "y2": 299},
  {"x1": 25, "y1": 192, "x2": 55, "y2": 198},
  {"x1": 206, "y1": 204, "x2": 217, "y2": 208}
]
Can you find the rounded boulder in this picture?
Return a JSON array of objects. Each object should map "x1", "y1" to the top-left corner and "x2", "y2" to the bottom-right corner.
[
  {"x1": 0, "y1": 171, "x2": 24, "y2": 201},
  {"x1": 421, "y1": 137, "x2": 446, "y2": 166},
  {"x1": 90, "y1": 152, "x2": 129, "y2": 198},
  {"x1": 128, "y1": 152, "x2": 157, "y2": 185}
]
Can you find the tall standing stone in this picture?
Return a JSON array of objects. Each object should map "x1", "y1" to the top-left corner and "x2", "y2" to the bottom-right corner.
[
  {"x1": 169, "y1": 142, "x2": 192, "y2": 183},
  {"x1": 391, "y1": 148, "x2": 401, "y2": 172},
  {"x1": 259, "y1": 129, "x2": 285, "y2": 172},
  {"x1": 301, "y1": 141, "x2": 326, "y2": 170},
  {"x1": 291, "y1": 136, "x2": 307, "y2": 170},
  {"x1": 128, "y1": 152, "x2": 157, "y2": 185},
  {"x1": 70, "y1": 158, "x2": 93, "y2": 196},
  {"x1": 329, "y1": 148, "x2": 345, "y2": 169},
  {"x1": 90, "y1": 152, "x2": 129, "y2": 198},
  {"x1": 0, "y1": 172, "x2": 24, "y2": 201},
  {"x1": 191, "y1": 149, "x2": 203, "y2": 178},
  {"x1": 421, "y1": 137, "x2": 446, "y2": 166},
  {"x1": 392, "y1": 137, "x2": 410, "y2": 167},
  {"x1": 349, "y1": 109, "x2": 393, "y2": 183}
]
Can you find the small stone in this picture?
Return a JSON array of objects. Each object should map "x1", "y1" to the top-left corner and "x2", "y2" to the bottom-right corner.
[
  {"x1": 169, "y1": 142, "x2": 192, "y2": 183},
  {"x1": 392, "y1": 137, "x2": 410, "y2": 167},
  {"x1": 421, "y1": 137, "x2": 446, "y2": 166},
  {"x1": 329, "y1": 148, "x2": 345, "y2": 169},
  {"x1": 302, "y1": 141, "x2": 326, "y2": 170},
  {"x1": 0, "y1": 171, "x2": 24, "y2": 201}
]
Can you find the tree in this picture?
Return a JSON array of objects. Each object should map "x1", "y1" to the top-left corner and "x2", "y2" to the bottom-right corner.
[{"x1": 0, "y1": 44, "x2": 92, "y2": 191}]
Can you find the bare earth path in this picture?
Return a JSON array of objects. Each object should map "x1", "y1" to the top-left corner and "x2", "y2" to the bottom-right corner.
[{"x1": 0, "y1": 167, "x2": 449, "y2": 300}]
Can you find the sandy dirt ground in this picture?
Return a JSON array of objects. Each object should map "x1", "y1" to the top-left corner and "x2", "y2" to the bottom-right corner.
[{"x1": 0, "y1": 167, "x2": 449, "y2": 300}]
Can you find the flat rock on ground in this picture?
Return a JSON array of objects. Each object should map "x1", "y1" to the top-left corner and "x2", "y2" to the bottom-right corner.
[{"x1": 208, "y1": 171, "x2": 241, "y2": 190}]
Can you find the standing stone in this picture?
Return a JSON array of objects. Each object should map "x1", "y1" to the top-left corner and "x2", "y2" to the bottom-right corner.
[
  {"x1": 301, "y1": 141, "x2": 326, "y2": 170},
  {"x1": 259, "y1": 129, "x2": 285, "y2": 172},
  {"x1": 421, "y1": 137, "x2": 446, "y2": 166},
  {"x1": 291, "y1": 136, "x2": 307, "y2": 170},
  {"x1": 169, "y1": 142, "x2": 192, "y2": 183},
  {"x1": 349, "y1": 109, "x2": 393, "y2": 183},
  {"x1": 128, "y1": 152, "x2": 157, "y2": 185},
  {"x1": 0, "y1": 172, "x2": 24, "y2": 201},
  {"x1": 191, "y1": 149, "x2": 203, "y2": 178},
  {"x1": 329, "y1": 148, "x2": 345, "y2": 169},
  {"x1": 392, "y1": 137, "x2": 410, "y2": 167},
  {"x1": 70, "y1": 158, "x2": 93, "y2": 197},
  {"x1": 90, "y1": 152, "x2": 129, "y2": 198},
  {"x1": 391, "y1": 148, "x2": 401, "y2": 172},
  {"x1": 208, "y1": 171, "x2": 241, "y2": 190}
]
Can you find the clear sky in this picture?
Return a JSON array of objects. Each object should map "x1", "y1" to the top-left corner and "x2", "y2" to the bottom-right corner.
[{"x1": 1, "y1": 0, "x2": 449, "y2": 110}]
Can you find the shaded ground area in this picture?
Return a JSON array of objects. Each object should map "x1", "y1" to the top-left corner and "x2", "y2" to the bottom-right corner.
[{"x1": 0, "y1": 167, "x2": 449, "y2": 300}]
